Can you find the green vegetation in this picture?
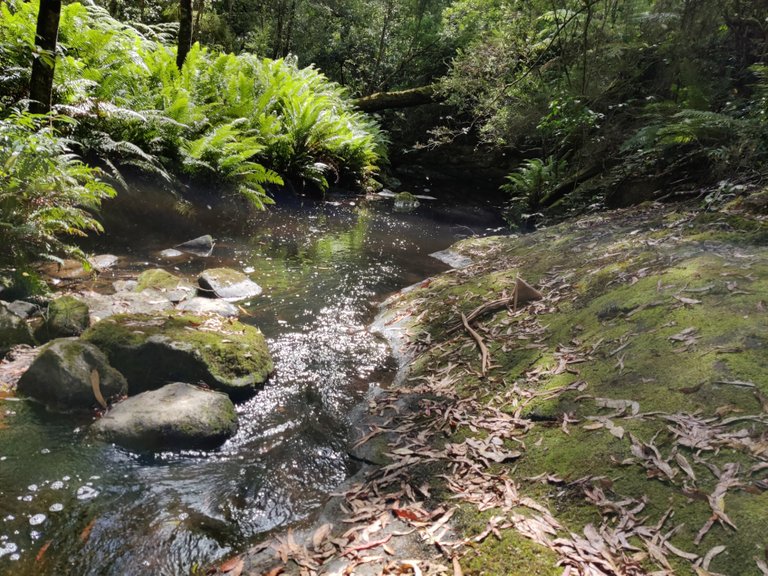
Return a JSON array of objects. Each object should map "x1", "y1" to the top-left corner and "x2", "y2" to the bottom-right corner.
[
  {"x1": 439, "y1": 0, "x2": 768, "y2": 217},
  {"x1": 0, "y1": 111, "x2": 115, "y2": 267},
  {"x1": 0, "y1": 0, "x2": 385, "y2": 271}
]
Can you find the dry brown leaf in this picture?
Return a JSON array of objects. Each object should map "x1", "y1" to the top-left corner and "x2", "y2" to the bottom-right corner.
[
  {"x1": 674, "y1": 295, "x2": 702, "y2": 305},
  {"x1": 312, "y1": 523, "x2": 333, "y2": 550},
  {"x1": 701, "y1": 545, "x2": 726, "y2": 570},
  {"x1": 90, "y1": 369, "x2": 107, "y2": 409}
]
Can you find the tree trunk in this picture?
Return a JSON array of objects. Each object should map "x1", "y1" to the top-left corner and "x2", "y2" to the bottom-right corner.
[
  {"x1": 177, "y1": 0, "x2": 193, "y2": 69},
  {"x1": 29, "y1": 0, "x2": 61, "y2": 115},
  {"x1": 352, "y1": 84, "x2": 444, "y2": 113}
]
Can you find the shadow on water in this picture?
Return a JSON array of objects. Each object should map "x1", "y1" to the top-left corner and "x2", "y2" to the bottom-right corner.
[{"x1": 0, "y1": 185, "x2": 505, "y2": 575}]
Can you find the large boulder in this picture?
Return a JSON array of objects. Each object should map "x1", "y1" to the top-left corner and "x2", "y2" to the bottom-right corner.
[
  {"x1": 82, "y1": 312, "x2": 273, "y2": 398},
  {"x1": 198, "y1": 268, "x2": 262, "y2": 301},
  {"x1": 39, "y1": 295, "x2": 90, "y2": 340},
  {"x1": 17, "y1": 339, "x2": 127, "y2": 412},
  {"x1": 92, "y1": 382, "x2": 237, "y2": 451},
  {"x1": 0, "y1": 301, "x2": 35, "y2": 356}
]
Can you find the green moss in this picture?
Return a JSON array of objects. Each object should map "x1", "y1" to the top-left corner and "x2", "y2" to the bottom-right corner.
[
  {"x1": 381, "y1": 204, "x2": 768, "y2": 574},
  {"x1": 135, "y1": 269, "x2": 185, "y2": 291},
  {"x1": 83, "y1": 312, "x2": 273, "y2": 396},
  {"x1": 395, "y1": 191, "x2": 417, "y2": 202},
  {"x1": 455, "y1": 506, "x2": 560, "y2": 576}
]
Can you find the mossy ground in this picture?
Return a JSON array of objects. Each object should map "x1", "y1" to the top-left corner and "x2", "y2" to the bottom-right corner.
[{"x1": 386, "y1": 202, "x2": 767, "y2": 575}]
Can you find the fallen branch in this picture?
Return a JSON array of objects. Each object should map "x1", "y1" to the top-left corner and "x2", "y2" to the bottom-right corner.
[
  {"x1": 448, "y1": 277, "x2": 543, "y2": 334},
  {"x1": 461, "y1": 313, "x2": 490, "y2": 376}
]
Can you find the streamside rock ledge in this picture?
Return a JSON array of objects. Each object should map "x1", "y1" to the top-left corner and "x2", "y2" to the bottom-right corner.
[
  {"x1": 92, "y1": 382, "x2": 237, "y2": 451},
  {"x1": 82, "y1": 311, "x2": 273, "y2": 398}
]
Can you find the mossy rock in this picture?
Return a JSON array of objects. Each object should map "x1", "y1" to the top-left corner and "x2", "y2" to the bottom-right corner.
[
  {"x1": 135, "y1": 269, "x2": 196, "y2": 303},
  {"x1": 82, "y1": 311, "x2": 273, "y2": 399},
  {"x1": 92, "y1": 382, "x2": 237, "y2": 452},
  {"x1": 0, "y1": 301, "x2": 36, "y2": 356},
  {"x1": 378, "y1": 204, "x2": 768, "y2": 575},
  {"x1": 38, "y1": 295, "x2": 90, "y2": 341},
  {"x1": 395, "y1": 191, "x2": 417, "y2": 202},
  {"x1": 394, "y1": 191, "x2": 420, "y2": 211},
  {"x1": 17, "y1": 338, "x2": 127, "y2": 412}
]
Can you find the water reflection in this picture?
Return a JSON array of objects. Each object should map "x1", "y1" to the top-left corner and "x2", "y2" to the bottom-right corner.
[{"x1": 0, "y1": 191, "x2": 503, "y2": 575}]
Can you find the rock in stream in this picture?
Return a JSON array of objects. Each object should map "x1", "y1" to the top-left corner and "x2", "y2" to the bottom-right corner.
[
  {"x1": 92, "y1": 382, "x2": 237, "y2": 451},
  {"x1": 82, "y1": 311, "x2": 273, "y2": 398}
]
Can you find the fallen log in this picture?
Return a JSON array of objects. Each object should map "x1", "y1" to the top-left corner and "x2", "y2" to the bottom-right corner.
[{"x1": 352, "y1": 84, "x2": 445, "y2": 113}]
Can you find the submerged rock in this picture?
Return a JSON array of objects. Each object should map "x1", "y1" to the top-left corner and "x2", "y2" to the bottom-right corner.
[
  {"x1": 176, "y1": 297, "x2": 239, "y2": 317},
  {"x1": 17, "y1": 339, "x2": 127, "y2": 412},
  {"x1": 92, "y1": 382, "x2": 237, "y2": 451},
  {"x1": 0, "y1": 301, "x2": 35, "y2": 356},
  {"x1": 176, "y1": 235, "x2": 215, "y2": 257},
  {"x1": 393, "y1": 191, "x2": 420, "y2": 211},
  {"x1": 198, "y1": 268, "x2": 262, "y2": 301},
  {"x1": 158, "y1": 248, "x2": 184, "y2": 259},
  {"x1": 39, "y1": 295, "x2": 90, "y2": 340},
  {"x1": 82, "y1": 311, "x2": 273, "y2": 398}
]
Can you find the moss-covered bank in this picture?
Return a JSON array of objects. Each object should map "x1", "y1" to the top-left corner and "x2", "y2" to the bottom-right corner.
[{"x1": 369, "y1": 202, "x2": 767, "y2": 575}]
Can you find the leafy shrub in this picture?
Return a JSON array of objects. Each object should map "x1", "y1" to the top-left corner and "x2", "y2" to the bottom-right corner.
[
  {"x1": 501, "y1": 156, "x2": 566, "y2": 227},
  {"x1": 0, "y1": 0, "x2": 384, "y2": 203},
  {"x1": 0, "y1": 112, "x2": 115, "y2": 266}
]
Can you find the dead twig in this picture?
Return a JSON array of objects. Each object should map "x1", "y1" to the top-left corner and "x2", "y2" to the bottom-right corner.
[{"x1": 461, "y1": 313, "x2": 490, "y2": 376}]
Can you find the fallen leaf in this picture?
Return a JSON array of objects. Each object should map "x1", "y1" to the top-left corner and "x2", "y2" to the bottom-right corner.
[
  {"x1": 90, "y1": 369, "x2": 107, "y2": 409},
  {"x1": 35, "y1": 540, "x2": 52, "y2": 564},
  {"x1": 219, "y1": 556, "x2": 243, "y2": 573},
  {"x1": 312, "y1": 523, "x2": 333, "y2": 550},
  {"x1": 80, "y1": 518, "x2": 97, "y2": 543},
  {"x1": 702, "y1": 545, "x2": 726, "y2": 570},
  {"x1": 674, "y1": 295, "x2": 702, "y2": 305}
]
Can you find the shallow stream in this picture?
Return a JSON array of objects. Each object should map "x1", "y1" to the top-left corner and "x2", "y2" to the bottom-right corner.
[{"x1": 0, "y1": 187, "x2": 503, "y2": 575}]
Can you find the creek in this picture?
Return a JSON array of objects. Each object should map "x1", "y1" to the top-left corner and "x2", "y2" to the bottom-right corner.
[{"x1": 0, "y1": 186, "x2": 503, "y2": 575}]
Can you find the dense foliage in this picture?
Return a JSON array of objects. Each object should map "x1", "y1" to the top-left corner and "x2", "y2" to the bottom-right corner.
[
  {"x1": 0, "y1": 0, "x2": 385, "y2": 266},
  {"x1": 0, "y1": 112, "x2": 115, "y2": 266},
  {"x1": 438, "y1": 0, "x2": 768, "y2": 222}
]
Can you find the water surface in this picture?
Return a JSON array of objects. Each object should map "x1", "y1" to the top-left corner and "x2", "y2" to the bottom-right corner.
[{"x1": 0, "y1": 188, "x2": 503, "y2": 575}]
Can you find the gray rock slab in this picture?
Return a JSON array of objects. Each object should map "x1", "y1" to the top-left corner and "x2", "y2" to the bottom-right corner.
[
  {"x1": 5, "y1": 300, "x2": 40, "y2": 320},
  {"x1": 176, "y1": 297, "x2": 239, "y2": 317},
  {"x1": 0, "y1": 301, "x2": 35, "y2": 356},
  {"x1": 198, "y1": 268, "x2": 262, "y2": 302},
  {"x1": 77, "y1": 290, "x2": 174, "y2": 323},
  {"x1": 176, "y1": 235, "x2": 214, "y2": 257},
  {"x1": 89, "y1": 254, "x2": 119, "y2": 270}
]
